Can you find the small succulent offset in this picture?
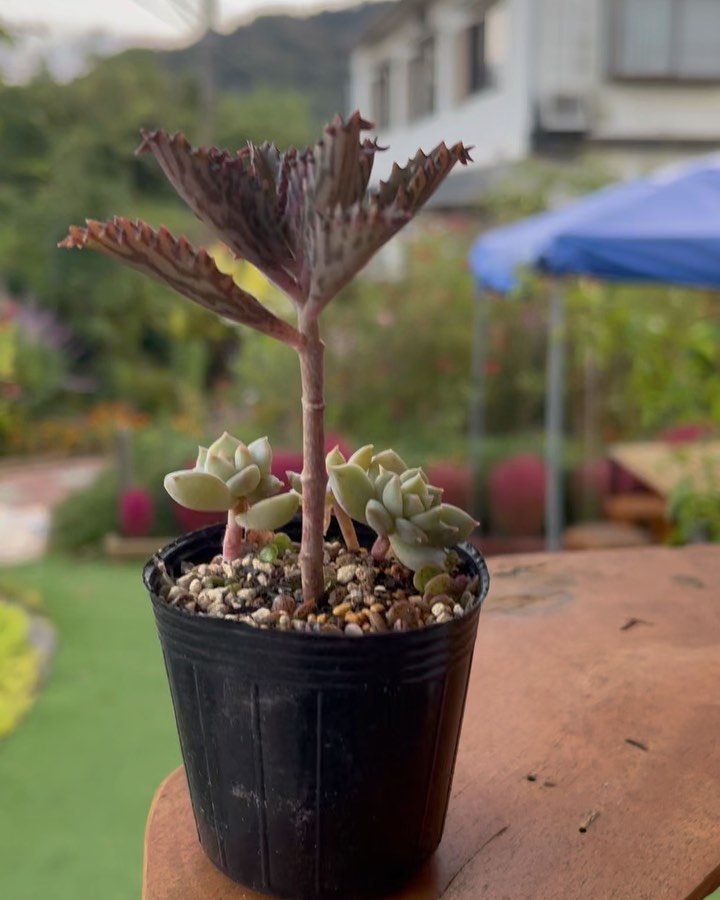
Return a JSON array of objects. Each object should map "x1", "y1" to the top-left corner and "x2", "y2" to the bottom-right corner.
[
  {"x1": 61, "y1": 113, "x2": 472, "y2": 604},
  {"x1": 324, "y1": 446, "x2": 476, "y2": 571},
  {"x1": 164, "y1": 432, "x2": 299, "y2": 560}
]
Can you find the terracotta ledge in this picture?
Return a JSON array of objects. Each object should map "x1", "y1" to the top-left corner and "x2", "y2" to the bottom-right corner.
[{"x1": 144, "y1": 545, "x2": 720, "y2": 900}]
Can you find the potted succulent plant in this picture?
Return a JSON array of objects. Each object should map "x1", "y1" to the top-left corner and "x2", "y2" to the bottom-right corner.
[{"x1": 61, "y1": 113, "x2": 490, "y2": 899}]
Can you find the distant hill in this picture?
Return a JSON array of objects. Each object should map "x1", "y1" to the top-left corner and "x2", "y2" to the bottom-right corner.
[{"x1": 159, "y1": 3, "x2": 393, "y2": 124}]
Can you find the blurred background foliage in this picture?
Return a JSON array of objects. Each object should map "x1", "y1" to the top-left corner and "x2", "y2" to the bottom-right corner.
[{"x1": 0, "y1": 52, "x2": 718, "y2": 532}]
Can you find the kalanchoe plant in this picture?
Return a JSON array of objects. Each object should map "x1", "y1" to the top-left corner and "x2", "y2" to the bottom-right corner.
[
  {"x1": 60, "y1": 112, "x2": 472, "y2": 604},
  {"x1": 164, "y1": 432, "x2": 299, "y2": 561}
]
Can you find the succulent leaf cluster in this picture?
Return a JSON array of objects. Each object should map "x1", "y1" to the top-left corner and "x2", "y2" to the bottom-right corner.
[
  {"x1": 60, "y1": 113, "x2": 473, "y2": 594},
  {"x1": 326, "y1": 446, "x2": 477, "y2": 571},
  {"x1": 164, "y1": 432, "x2": 299, "y2": 531}
]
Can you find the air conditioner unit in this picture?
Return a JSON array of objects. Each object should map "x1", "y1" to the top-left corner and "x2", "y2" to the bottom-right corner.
[{"x1": 538, "y1": 94, "x2": 589, "y2": 133}]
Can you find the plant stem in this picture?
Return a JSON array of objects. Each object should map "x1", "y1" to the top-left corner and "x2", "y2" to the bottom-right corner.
[
  {"x1": 298, "y1": 313, "x2": 327, "y2": 604},
  {"x1": 222, "y1": 501, "x2": 246, "y2": 561},
  {"x1": 333, "y1": 505, "x2": 360, "y2": 551}
]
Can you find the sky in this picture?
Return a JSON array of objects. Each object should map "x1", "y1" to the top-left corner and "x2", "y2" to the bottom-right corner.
[{"x1": 1, "y1": 0, "x2": 356, "y2": 42}]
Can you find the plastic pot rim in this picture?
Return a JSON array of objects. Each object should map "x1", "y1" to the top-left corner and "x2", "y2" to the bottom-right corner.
[{"x1": 143, "y1": 521, "x2": 490, "y2": 644}]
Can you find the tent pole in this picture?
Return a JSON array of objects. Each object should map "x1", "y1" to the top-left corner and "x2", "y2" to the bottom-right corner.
[
  {"x1": 545, "y1": 282, "x2": 566, "y2": 551},
  {"x1": 469, "y1": 287, "x2": 488, "y2": 521}
]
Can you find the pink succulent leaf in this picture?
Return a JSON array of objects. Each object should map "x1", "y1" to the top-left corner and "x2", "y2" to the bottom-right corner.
[
  {"x1": 59, "y1": 217, "x2": 303, "y2": 347},
  {"x1": 136, "y1": 130, "x2": 301, "y2": 298}
]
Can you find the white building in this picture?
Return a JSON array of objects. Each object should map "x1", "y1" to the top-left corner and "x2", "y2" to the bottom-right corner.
[{"x1": 349, "y1": 0, "x2": 720, "y2": 194}]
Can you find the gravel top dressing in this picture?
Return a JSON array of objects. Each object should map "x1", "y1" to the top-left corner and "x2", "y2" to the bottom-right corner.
[{"x1": 158, "y1": 538, "x2": 479, "y2": 635}]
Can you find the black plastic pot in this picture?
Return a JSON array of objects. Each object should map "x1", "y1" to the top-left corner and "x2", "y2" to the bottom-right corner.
[{"x1": 143, "y1": 519, "x2": 490, "y2": 900}]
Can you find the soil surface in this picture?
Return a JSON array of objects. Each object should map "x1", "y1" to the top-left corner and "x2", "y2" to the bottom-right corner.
[{"x1": 157, "y1": 538, "x2": 479, "y2": 634}]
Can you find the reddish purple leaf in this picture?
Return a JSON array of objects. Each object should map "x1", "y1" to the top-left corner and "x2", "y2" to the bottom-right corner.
[{"x1": 59, "y1": 217, "x2": 302, "y2": 347}]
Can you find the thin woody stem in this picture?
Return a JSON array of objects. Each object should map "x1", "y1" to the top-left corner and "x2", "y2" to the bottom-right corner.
[
  {"x1": 333, "y1": 505, "x2": 360, "y2": 552},
  {"x1": 222, "y1": 501, "x2": 247, "y2": 561},
  {"x1": 298, "y1": 312, "x2": 327, "y2": 604}
]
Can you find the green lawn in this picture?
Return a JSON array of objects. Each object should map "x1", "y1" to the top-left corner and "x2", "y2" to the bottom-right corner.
[{"x1": 0, "y1": 556, "x2": 179, "y2": 900}]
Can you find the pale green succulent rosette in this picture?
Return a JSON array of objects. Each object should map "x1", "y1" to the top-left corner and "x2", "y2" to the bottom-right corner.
[
  {"x1": 328, "y1": 450, "x2": 477, "y2": 571},
  {"x1": 164, "y1": 431, "x2": 299, "y2": 528},
  {"x1": 287, "y1": 444, "x2": 375, "y2": 533}
]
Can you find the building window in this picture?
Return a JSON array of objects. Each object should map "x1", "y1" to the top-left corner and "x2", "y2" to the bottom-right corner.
[
  {"x1": 456, "y1": 4, "x2": 504, "y2": 102},
  {"x1": 611, "y1": 0, "x2": 720, "y2": 80},
  {"x1": 408, "y1": 36, "x2": 436, "y2": 120},
  {"x1": 372, "y1": 62, "x2": 391, "y2": 130},
  {"x1": 467, "y1": 21, "x2": 490, "y2": 94}
]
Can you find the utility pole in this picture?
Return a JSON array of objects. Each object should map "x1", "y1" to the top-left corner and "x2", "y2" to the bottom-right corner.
[{"x1": 200, "y1": 0, "x2": 218, "y2": 144}]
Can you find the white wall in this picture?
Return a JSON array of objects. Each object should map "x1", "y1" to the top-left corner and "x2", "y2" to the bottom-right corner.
[
  {"x1": 350, "y1": 0, "x2": 534, "y2": 183},
  {"x1": 533, "y1": 0, "x2": 720, "y2": 142},
  {"x1": 350, "y1": 0, "x2": 720, "y2": 191},
  {"x1": 592, "y1": 83, "x2": 720, "y2": 142}
]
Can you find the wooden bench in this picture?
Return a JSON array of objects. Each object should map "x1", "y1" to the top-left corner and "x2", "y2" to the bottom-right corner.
[{"x1": 144, "y1": 545, "x2": 720, "y2": 900}]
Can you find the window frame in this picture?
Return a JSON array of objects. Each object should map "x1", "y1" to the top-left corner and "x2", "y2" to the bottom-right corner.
[
  {"x1": 371, "y1": 61, "x2": 392, "y2": 130},
  {"x1": 408, "y1": 34, "x2": 437, "y2": 122},
  {"x1": 467, "y1": 20, "x2": 491, "y2": 95},
  {"x1": 608, "y1": 0, "x2": 720, "y2": 83}
]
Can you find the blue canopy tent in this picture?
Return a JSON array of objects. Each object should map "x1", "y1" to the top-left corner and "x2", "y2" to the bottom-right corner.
[{"x1": 468, "y1": 154, "x2": 720, "y2": 549}]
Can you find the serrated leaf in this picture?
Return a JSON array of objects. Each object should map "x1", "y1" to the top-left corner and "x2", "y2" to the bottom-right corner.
[
  {"x1": 365, "y1": 498, "x2": 394, "y2": 537},
  {"x1": 312, "y1": 112, "x2": 379, "y2": 212},
  {"x1": 237, "y1": 491, "x2": 300, "y2": 530},
  {"x1": 308, "y1": 137, "x2": 471, "y2": 310},
  {"x1": 135, "y1": 130, "x2": 302, "y2": 297},
  {"x1": 226, "y1": 464, "x2": 262, "y2": 499},
  {"x1": 376, "y1": 141, "x2": 473, "y2": 213},
  {"x1": 395, "y1": 517, "x2": 428, "y2": 545},
  {"x1": 348, "y1": 444, "x2": 374, "y2": 470},
  {"x1": 382, "y1": 474, "x2": 404, "y2": 519},
  {"x1": 247, "y1": 436, "x2": 271, "y2": 475},
  {"x1": 328, "y1": 463, "x2": 374, "y2": 523},
  {"x1": 389, "y1": 535, "x2": 447, "y2": 572},
  {"x1": 308, "y1": 202, "x2": 409, "y2": 308},
  {"x1": 59, "y1": 218, "x2": 302, "y2": 346},
  {"x1": 164, "y1": 470, "x2": 232, "y2": 511}
]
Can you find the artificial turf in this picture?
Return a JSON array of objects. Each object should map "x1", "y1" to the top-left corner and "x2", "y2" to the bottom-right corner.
[{"x1": 0, "y1": 556, "x2": 179, "y2": 900}]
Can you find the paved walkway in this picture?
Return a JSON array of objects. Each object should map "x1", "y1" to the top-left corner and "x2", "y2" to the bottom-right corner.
[{"x1": 0, "y1": 456, "x2": 107, "y2": 564}]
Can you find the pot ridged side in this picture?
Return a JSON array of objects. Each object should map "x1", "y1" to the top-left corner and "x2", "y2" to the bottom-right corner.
[{"x1": 144, "y1": 522, "x2": 489, "y2": 900}]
